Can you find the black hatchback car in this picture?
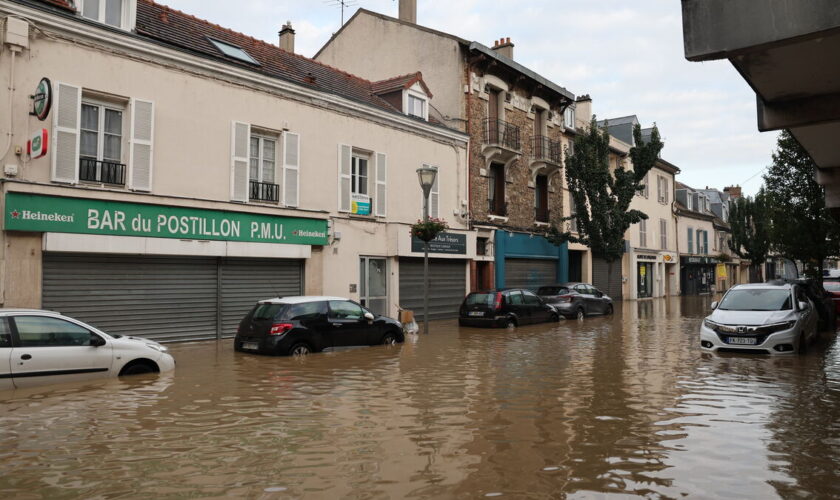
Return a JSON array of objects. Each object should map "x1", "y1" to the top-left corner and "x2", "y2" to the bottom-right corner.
[
  {"x1": 234, "y1": 296, "x2": 404, "y2": 356},
  {"x1": 458, "y1": 289, "x2": 560, "y2": 328}
]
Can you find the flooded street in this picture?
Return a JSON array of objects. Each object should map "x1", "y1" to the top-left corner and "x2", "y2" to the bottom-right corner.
[{"x1": 2, "y1": 296, "x2": 840, "y2": 499}]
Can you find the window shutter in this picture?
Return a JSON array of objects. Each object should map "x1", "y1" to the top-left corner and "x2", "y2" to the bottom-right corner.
[
  {"x1": 374, "y1": 152, "x2": 387, "y2": 216},
  {"x1": 430, "y1": 167, "x2": 439, "y2": 219},
  {"x1": 129, "y1": 98, "x2": 154, "y2": 191},
  {"x1": 688, "y1": 228, "x2": 694, "y2": 254},
  {"x1": 230, "y1": 121, "x2": 250, "y2": 202},
  {"x1": 51, "y1": 82, "x2": 81, "y2": 184},
  {"x1": 338, "y1": 144, "x2": 352, "y2": 212},
  {"x1": 283, "y1": 132, "x2": 300, "y2": 207},
  {"x1": 703, "y1": 231, "x2": 708, "y2": 254}
]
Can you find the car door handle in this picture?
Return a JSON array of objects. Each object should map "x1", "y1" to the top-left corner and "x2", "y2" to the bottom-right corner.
[
  {"x1": 331, "y1": 323, "x2": 342, "y2": 327},
  {"x1": 20, "y1": 354, "x2": 32, "y2": 360}
]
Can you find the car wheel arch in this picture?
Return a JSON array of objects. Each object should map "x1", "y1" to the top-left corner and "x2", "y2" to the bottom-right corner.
[{"x1": 118, "y1": 358, "x2": 160, "y2": 376}]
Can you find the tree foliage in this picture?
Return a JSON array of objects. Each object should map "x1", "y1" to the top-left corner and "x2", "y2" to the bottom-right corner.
[
  {"x1": 728, "y1": 190, "x2": 771, "y2": 281},
  {"x1": 547, "y1": 117, "x2": 664, "y2": 262},
  {"x1": 762, "y1": 130, "x2": 840, "y2": 279}
]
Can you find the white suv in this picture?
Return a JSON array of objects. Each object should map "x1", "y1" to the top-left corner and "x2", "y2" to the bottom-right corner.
[
  {"x1": 700, "y1": 283, "x2": 818, "y2": 354},
  {"x1": 1, "y1": 309, "x2": 175, "y2": 391}
]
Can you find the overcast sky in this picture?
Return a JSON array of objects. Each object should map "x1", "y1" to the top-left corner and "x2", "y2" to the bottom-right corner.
[{"x1": 158, "y1": 0, "x2": 778, "y2": 195}]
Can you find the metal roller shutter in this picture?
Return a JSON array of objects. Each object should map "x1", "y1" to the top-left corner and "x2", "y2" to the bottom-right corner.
[
  {"x1": 505, "y1": 258, "x2": 557, "y2": 291},
  {"x1": 399, "y1": 258, "x2": 466, "y2": 321},
  {"x1": 219, "y1": 258, "x2": 303, "y2": 338},
  {"x1": 592, "y1": 257, "x2": 623, "y2": 299},
  {"x1": 42, "y1": 253, "x2": 218, "y2": 343}
]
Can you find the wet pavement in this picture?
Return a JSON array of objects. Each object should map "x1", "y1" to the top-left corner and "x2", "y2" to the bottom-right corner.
[{"x1": 2, "y1": 296, "x2": 840, "y2": 499}]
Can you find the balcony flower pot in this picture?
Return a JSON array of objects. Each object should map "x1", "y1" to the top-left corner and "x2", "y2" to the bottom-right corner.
[{"x1": 410, "y1": 218, "x2": 448, "y2": 242}]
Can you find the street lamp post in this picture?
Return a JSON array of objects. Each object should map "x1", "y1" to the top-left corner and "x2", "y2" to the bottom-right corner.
[{"x1": 416, "y1": 166, "x2": 438, "y2": 335}]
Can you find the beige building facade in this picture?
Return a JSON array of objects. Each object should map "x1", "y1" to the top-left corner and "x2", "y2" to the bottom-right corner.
[{"x1": 0, "y1": 0, "x2": 470, "y2": 341}]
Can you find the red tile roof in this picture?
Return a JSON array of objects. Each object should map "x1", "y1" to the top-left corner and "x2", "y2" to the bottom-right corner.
[
  {"x1": 133, "y1": 0, "x2": 411, "y2": 114},
  {"x1": 38, "y1": 0, "x2": 75, "y2": 11},
  {"x1": 371, "y1": 72, "x2": 433, "y2": 98}
]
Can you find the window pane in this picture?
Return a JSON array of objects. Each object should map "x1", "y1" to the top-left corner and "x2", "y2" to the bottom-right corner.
[
  {"x1": 368, "y1": 259, "x2": 387, "y2": 297},
  {"x1": 328, "y1": 301, "x2": 363, "y2": 320},
  {"x1": 82, "y1": 0, "x2": 100, "y2": 20},
  {"x1": 263, "y1": 139, "x2": 275, "y2": 161},
  {"x1": 15, "y1": 316, "x2": 93, "y2": 347},
  {"x1": 508, "y1": 291, "x2": 524, "y2": 305},
  {"x1": 523, "y1": 292, "x2": 540, "y2": 305},
  {"x1": 103, "y1": 134, "x2": 121, "y2": 161},
  {"x1": 250, "y1": 137, "x2": 260, "y2": 158},
  {"x1": 262, "y1": 160, "x2": 274, "y2": 183},
  {"x1": 283, "y1": 302, "x2": 327, "y2": 321},
  {"x1": 81, "y1": 104, "x2": 99, "y2": 131},
  {"x1": 0, "y1": 318, "x2": 10, "y2": 348},
  {"x1": 80, "y1": 131, "x2": 98, "y2": 157},
  {"x1": 105, "y1": 0, "x2": 122, "y2": 26},
  {"x1": 249, "y1": 158, "x2": 259, "y2": 181},
  {"x1": 104, "y1": 109, "x2": 122, "y2": 135}
]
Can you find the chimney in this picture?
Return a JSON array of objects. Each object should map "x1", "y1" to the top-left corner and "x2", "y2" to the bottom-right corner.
[
  {"x1": 724, "y1": 185, "x2": 742, "y2": 199},
  {"x1": 399, "y1": 0, "x2": 417, "y2": 24},
  {"x1": 279, "y1": 21, "x2": 295, "y2": 53},
  {"x1": 574, "y1": 94, "x2": 592, "y2": 126},
  {"x1": 492, "y1": 37, "x2": 514, "y2": 59}
]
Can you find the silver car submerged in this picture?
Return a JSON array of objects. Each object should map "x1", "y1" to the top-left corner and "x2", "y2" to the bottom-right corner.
[{"x1": 700, "y1": 283, "x2": 818, "y2": 354}]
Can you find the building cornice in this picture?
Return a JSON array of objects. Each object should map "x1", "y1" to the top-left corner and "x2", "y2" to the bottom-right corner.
[{"x1": 2, "y1": 1, "x2": 469, "y2": 146}]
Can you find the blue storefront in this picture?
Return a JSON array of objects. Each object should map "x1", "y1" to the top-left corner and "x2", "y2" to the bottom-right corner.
[{"x1": 494, "y1": 230, "x2": 568, "y2": 290}]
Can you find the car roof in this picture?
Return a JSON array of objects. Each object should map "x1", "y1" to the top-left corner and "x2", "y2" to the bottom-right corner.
[
  {"x1": 0, "y1": 308, "x2": 62, "y2": 315},
  {"x1": 730, "y1": 283, "x2": 793, "y2": 290},
  {"x1": 258, "y1": 296, "x2": 349, "y2": 305}
]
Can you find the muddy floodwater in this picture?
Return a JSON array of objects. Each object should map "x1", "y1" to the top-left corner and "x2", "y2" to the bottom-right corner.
[{"x1": 2, "y1": 297, "x2": 840, "y2": 499}]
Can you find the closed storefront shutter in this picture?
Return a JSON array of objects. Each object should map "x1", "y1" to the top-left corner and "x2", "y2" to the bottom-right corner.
[
  {"x1": 399, "y1": 258, "x2": 466, "y2": 321},
  {"x1": 219, "y1": 258, "x2": 302, "y2": 338},
  {"x1": 42, "y1": 254, "x2": 303, "y2": 343},
  {"x1": 592, "y1": 257, "x2": 623, "y2": 299},
  {"x1": 505, "y1": 259, "x2": 557, "y2": 291},
  {"x1": 42, "y1": 253, "x2": 218, "y2": 342}
]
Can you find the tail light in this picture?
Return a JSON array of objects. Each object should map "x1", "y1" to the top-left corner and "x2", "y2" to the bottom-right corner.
[
  {"x1": 494, "y1": 292, "x2": 503, "y2": 310},
  {"x1": 558, "y1": 295, "x2": 573, "y2": 303},
  {"x1": 269, "y1": 323, "x2": 293, "y2": 336}
]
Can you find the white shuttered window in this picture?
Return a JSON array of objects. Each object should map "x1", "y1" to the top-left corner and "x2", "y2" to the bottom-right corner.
[
  {"x1": 283, "y1": 132, "x2": 300, "y2": 207},
  {"x1": 375, "y1": 152, "x2": 387, "y2": 216},
  {"x1": 129, "y1": 98, "x2": 154, "y2": 191},
  {"x1": 230, "y1": 121, "x2": 250, "y2": 202},
  {"x1": 52, "y1": 82, "x2": 82, "y2": 184}
]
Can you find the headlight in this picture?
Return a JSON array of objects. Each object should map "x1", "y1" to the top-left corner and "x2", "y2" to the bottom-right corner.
[
  {"x1": 145, "y1": 343, "x2": 168, "y2": 353},
  {"x1": 703, "y1": 319, "x2": 718, "y2": 330}
]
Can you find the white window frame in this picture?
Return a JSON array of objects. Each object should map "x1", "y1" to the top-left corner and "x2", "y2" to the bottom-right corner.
[
  {"x1": 686, "y1": 193, "x2": 693, "y2": 210},
  {"x1": 405, "y1": 91, "x2": 428, "y2": 121},
  {"x1": 351, "y1": 153, "x2": 370, "y2": 196},
  {"x1": 80, "y1": 99, "x2": 125, "y2": 165},
  {"x1": 77, "y1": 0, "x2": 135, "y2": 30},
  {"x1": 564, "y1": 105, "x2": 576, "y2": 130},
  {"x1": 249, "y1": 132, "x2": 277, "y2": 184}
]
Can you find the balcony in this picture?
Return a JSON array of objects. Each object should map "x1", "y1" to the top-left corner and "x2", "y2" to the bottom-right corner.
[
  {"x1": 80, "y1": 158, "x2": 126, "y2": 186},
  {"x1": 529, "y1": 135, "x2": 563, "y2": 180},
  {"x1": 482, "y1": 119, "x2": 521, "y2": 163},
  {"x1": 250, "y1": 180, "x2": 279, "y2": 203}
]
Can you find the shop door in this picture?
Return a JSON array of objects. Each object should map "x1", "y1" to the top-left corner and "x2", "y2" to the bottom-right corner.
[
  {"x1": 360, "y1": 257, "x2": 388, "y2": 316},
  {"x1": 399, "y1": 258, "x2": 466, "y2": 321},
  {"x1": 637, "y1": 263, "x2": 653, "y2": 298}
]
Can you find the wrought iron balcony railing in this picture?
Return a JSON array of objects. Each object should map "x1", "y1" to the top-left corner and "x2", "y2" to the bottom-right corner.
[
  {"x1": 484, "y1": 118, "x2": 521, "y2": 151},
  {"x1": 250, "y1": 180, "x2": 279, "y2": 203},
  {"x1": 531, "y1": 135, "x2": 562, "y2": 164},
  {"x1": 79, "y1": 158, "x2": 126, "y2": 186}
]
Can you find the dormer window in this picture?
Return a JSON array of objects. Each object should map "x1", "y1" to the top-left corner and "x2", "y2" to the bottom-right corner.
[
  {"x1": 78, "y1": 0, "x2": 135, "y2": 30},
  {"x1": 408, "y1": 94, "x2": 426, "y2": 119}
]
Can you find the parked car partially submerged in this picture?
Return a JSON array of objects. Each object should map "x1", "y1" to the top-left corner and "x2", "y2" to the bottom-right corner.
[
  {"x1": 458, "y1": 289, "x2": 560, "y2": 328},
  {"x1": 234, "y1": 296, "x2": 404, "y2": 356},
  {"x1": 537, "y1": 283, "x2": 613, "y2": 319},
  {"x1": 700, "y1": 283, "x2": 818, "y2": 354},
  {"x1": 1, "y1": 309, "x2": 175, "y2": 391}
]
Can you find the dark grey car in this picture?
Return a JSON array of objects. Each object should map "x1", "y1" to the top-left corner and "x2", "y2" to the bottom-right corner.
[{"x1": 537, "y1": 283, "x2": 614, "y2": 319}]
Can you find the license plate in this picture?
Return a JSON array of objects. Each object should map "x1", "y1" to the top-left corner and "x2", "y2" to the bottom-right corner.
[
  {"x1": 468, "y1": 311, "x2": 484, "y2": 317},
  {"x1": 727, "y1": 337, "x2": 757, "y2": 345},
  {"x1": 242, "y1": 342, "x2": 259, "y2": 350}
]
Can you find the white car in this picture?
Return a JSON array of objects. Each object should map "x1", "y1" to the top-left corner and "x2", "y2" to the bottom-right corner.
[
  {"x1": 1, "y1": 309, "x2": 175, "y2": 390},
  {"x1": 700, "y1": 283, "x2": 818, "y2": 354}
]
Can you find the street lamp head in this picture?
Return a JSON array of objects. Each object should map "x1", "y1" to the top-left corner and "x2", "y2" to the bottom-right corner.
[{"x1": 416, "y1": 166, "x2": 438, "y2": 197}]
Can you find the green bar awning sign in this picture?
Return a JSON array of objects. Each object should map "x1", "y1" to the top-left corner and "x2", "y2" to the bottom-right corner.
[{"x1": 3, "y1": 192, "x2": 328, "y2": 246}]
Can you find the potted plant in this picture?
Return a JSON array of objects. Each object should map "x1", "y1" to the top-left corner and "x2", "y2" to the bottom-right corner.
[{"x1": 410, "y1": 218, "x2": 448, "y2": 242}]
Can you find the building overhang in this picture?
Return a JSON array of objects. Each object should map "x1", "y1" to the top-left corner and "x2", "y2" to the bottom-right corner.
[{"x1": 681, "y1": 0, "x2": 840, "y2": 209}]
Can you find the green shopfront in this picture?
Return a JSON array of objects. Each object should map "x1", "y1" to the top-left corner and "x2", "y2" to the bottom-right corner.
[{"x1": 3, "y1": 192, "x2": 328, "y2": 342}]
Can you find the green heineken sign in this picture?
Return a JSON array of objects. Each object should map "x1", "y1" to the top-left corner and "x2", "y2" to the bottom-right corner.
[{"x1": 4, "y1": 193, "x2": 328, "y2": 246}]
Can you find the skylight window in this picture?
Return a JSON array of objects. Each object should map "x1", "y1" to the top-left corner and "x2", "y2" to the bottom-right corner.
[{"x1": 208, "y1": 38, "x2": 260, "y2": 65}]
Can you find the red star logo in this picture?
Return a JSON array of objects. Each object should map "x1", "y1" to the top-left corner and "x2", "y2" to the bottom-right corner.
[{"x1": 10, "y1": 210, "x2": 19, "y2": 219}]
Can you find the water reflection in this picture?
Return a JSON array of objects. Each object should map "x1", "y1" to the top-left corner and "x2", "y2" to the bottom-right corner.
[{"x1": 1, "y1": 297, "x2": 838, "y2": 498}]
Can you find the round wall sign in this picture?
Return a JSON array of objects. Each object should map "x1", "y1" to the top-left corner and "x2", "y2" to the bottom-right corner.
[{"x1": 32, "y1": 78, "x2": 52, "y2": 121}]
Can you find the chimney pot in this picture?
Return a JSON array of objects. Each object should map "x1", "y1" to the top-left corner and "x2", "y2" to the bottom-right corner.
[
  {"x1": 279, "y1": 21, "x2": 295, "y2": 53},
  {"x1": 492, "y1": 37, "x2": 514, "y2": 60}
]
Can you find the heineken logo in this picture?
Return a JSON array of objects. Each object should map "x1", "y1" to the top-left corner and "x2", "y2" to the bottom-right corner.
[{"x1": 10, "y1": 210, "x2": 19, "y2": 219}]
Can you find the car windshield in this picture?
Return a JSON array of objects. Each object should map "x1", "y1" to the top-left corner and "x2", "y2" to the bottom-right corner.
[
  {"x1": 718, "y1": 289, "x2": 792, "y2": 311},
  {"x1": 465, "y1": 293, "x2": 495, "y2": 306},
  {"x1": 537, "y1": 286, "x2": 569, "y2": 295}
]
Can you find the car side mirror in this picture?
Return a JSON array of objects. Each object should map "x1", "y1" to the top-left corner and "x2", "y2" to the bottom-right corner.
[
  {"x1": 90, "y1": 335, "x2": 106, "y2": 347},
  {"x1": 710, "y1": 301, "x2": 718, "y2": 310},
  {"x1": 798, "y1": 301, "x2": 809, "y2": 311},
  {"x1": 364, "y1": 312, "x2": 375, "y2": 321}
]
